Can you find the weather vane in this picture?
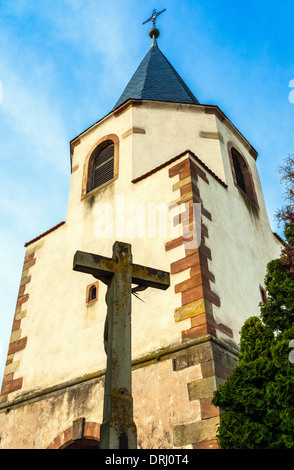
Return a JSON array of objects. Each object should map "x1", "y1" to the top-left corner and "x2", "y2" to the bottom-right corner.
[{"x1": 142, "y1": 8, "x2": 166, "y2": 29}]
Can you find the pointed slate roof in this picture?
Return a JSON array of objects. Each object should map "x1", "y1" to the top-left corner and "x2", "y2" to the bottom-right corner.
[{"x1": 113, "y1": 36, "x2": 199, "y2": 110}]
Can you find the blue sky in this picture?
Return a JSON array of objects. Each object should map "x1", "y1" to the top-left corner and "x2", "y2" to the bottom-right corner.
[{"x1": 0, "y1": 0, "x2": 293, "y2": 385}]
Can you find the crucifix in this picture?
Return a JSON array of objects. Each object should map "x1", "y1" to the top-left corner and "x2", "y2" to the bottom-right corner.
[
  {"x1": 142, "y1": 8, "x2": 166, "y2": 28},
  {"x1": 73, "y1": 241, "x2": 170, "y2": 449}
]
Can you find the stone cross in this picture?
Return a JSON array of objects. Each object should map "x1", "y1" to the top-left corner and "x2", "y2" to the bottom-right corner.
[{"x1": 73, "y1": 241, "x2": 170, "y2": 449}]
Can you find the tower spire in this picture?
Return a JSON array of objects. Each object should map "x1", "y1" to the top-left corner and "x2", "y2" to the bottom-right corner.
[{"x1": 113, "y1": 7, "x2": 199, "y2": 111}]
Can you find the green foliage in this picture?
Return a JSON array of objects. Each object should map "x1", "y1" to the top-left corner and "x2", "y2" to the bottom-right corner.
[
  {"x1": 212, "y1": 321, "x2": 294, "y2": 448},
  {"x1": 260, "y1": 258, "x2": 294, "y2": 332},
  {"x1": 212, "y1": 219, "x2": 294, "y2": 449},
  {"x1": 284, "y1": 222, "x2": 294, "y2": 245},
  {"x1": 238, "y1": 316, "x2": 273, "y2": 362}
]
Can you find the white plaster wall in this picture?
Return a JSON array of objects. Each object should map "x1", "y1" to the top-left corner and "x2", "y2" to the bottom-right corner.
[{"x1": 132, "y1": 102, "x2": 226, "y2": 182}]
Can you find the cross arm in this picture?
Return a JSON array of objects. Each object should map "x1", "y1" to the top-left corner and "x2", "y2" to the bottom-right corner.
[
  {"x1": 73, "y1": 250, "x2": 117, "y2": 283},
  {"x1": 131, "y1": 263, "x2": 170, "y2": 290}
]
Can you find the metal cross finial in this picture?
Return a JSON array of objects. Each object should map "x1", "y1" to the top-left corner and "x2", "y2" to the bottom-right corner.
[{"x1": 142, "y1": 8, "x2": 166, "y2": 28}]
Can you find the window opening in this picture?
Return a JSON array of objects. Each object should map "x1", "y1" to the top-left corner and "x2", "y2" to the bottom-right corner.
[
  {"x1": 91, "y1": 141, "x2": 114, "y2": 190},
  {"x1": 232, "y1": 149, "x2": 247, "y2": 194},
  {"x1": 86, "y1": 282, "x2": 99, "y2": 304},
  {"x1": 89, "y1": 286, "x2": 97, "y2": 302}
]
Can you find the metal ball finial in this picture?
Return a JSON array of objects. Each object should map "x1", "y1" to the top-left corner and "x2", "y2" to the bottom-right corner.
[{"x1": 149, "y1": 27, "x2": 160, "y2": 39}]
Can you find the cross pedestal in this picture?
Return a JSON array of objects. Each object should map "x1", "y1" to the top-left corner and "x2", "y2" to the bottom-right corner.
[{"x1": 73, "y1": 241, "x2": 170, "y2": 449}]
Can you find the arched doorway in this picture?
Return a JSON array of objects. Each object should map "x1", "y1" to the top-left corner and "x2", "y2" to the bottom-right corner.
[
  {"x1": 61, "y1": 438, "x2": 99, "y2": 449},
  {"x1": 47, "y1": 420, "x2": 100, "y2": 449}
]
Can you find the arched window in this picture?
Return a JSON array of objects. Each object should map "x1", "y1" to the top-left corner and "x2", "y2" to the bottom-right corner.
[
  {"x1": 91, "y1": 140, "x2": 114, "y2": 190},
  {"x1": 230, "y1": 147, "x2": 258, "y2": 206},
  {"x1": 86, "y1": 282, "x2": 99, "y2": 304},
  {"x1": 89, "y1": 285, "x2": 97, "y2": 302},
  {"x1": 82, "y1": 134, "x2": 119, "y2": 198}
]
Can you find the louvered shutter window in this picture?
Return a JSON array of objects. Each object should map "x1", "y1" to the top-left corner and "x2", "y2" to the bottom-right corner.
[
  {"x1": 232, "y1": 151, "x2": 246, "y2": 194},
  {"x1": 91, "y1": 142, "x2": 114, "y2": 190}
]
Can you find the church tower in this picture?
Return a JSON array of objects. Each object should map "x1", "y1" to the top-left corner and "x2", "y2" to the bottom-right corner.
[{"x1": 0, "y1": 14, "x2": 282, "y2": 449}]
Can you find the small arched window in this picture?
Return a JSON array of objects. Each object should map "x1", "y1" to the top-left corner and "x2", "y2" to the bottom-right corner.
[
  {"x1": 230, "y1": 147, "x2": 258, "y2": 206},
  {"x1": 86, "y1": 282, "x2": 99, "y2": 304},
  {"x1": 89, "y1": 285, "x2": 97, "y2": 301},
  {"x1": 91, "y1": 140, "x2": 114, "y2": 191}
]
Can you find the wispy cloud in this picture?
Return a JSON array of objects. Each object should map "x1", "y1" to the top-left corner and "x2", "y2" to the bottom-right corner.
[{"x1": 0, "y1": 53, "x2": 68, "y2": 170}]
